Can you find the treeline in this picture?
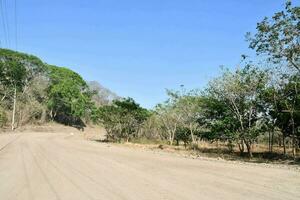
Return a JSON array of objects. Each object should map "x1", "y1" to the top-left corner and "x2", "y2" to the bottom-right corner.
[
  {"x1": 0, "y1": 49, "x2": 118, "y2": 130},
  {"x1": 93, "y1": 1, "x2": 300, "y2": 158},
  {"x1": 0, "y1": 1, "x2": 299, "y2": 159}
]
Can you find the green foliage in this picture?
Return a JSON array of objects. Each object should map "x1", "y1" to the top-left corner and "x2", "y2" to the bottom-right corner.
[
  {"x1": 0, "y1": 53, "x2": 27, "y2": 90},
  {"x1": 0, "y1": 49, "x2": 46, "y2": 85},
  {"x1": 0, "y1": 49, "x2": 45, "y2": 68},
  {"x1": 248, "y1": 1, "x2": 300, "y2": 71},
  {"x1": 0, "y1": 2, "x2": 298, "y2": 160},
  {"x1": 0, "y1": 48, "x2": 47, "y2": 102},
  {"x1": 0, "y1": 49, "x2": 44, "y2": 130},
  {"x1": 271, "y1": 73, "x2": 299, "y2": 136},
  {"x1": 47, "y1": 65, "x2": 93, "y2": 127},
  {"x1": 174, "y1": 127, "x2": 191, "y2": 147},
  {"x1": 205, "y1": 63, "x2": 269, "y2": 156},
  {"x1": 0, "y1": 49, "x2": 97, "y2": 128},
  {"x1": 96, "y1": 98, "x2": 149, "y2": 142}
]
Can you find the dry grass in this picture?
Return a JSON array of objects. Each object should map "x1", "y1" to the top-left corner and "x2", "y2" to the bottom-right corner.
[{"x1": 113, "y1": 140, "x2": 300, "y2": 166}]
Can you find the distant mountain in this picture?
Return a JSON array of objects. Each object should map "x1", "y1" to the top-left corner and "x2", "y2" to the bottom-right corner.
[{"x1": 88, "y1": 81, "x2": 120, "y2": 106}]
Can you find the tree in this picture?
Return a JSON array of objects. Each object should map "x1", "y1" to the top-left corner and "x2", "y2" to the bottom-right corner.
[
  {"x1": 0, "y1": 49, "x2": 46, "y2": 130},
  {"x1": 96, "y1": 98, "x2": 149, "y2": 142},
  {"x1": 0, "y1": 57, "x2": 27, "y2": 130},
  {"x1": 276, "y1": 73, "x2": 300, "y2": 157},
  {"x1": 95, "y1": 104, "x2": 121, "y2": 141},
  {"x1": 174, "y1": 127, "x2": 191, "y2": 148},
  {"x1": 140, "y1": 112, "x2": 166, "y2": 140},
  {"x1": 283, "y1": 74, "x2": 300, "y2": 157},
  {"x1": 201, "y1": 95, "x2": 240, "y2": 152},
  {"x1": 155, "y1": 101, "x2": 183, "y2": 146},
  {"x1": 18, "y1": 75, "x2": 49, "y2": 125},
  {"x1": 248, "y1": 1, "x2": 300, "y2": 72},
  {"x1": 208, "y1": 63, "x2": 269, "y2": 157},
  {"x1": 167, "y1": 88, "x2": 203, "y2": 145},
  {"x1": 47, "y1": 65, "x2": 93, "y2": 129}
]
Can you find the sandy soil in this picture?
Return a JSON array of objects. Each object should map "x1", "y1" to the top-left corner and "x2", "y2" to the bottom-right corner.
[{"x1": 0, "y1": 132, "x2": 299, "y2": 200}]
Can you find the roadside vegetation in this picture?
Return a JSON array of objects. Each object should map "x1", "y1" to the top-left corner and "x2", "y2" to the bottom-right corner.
[
  {"x1": 0, "y1": 49, "x2": 119, "y2": 131},
  {"x1": 93, "y1": 1, "x2": 300, "y2": 161},
  {"x1": 0, "y1": 1, "x2": 299, "y2": 161}
]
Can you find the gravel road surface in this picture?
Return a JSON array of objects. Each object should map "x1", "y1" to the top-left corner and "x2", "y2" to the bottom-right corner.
[{"x1": 0, "y1": 132, "x2": 299, "y2": 200}]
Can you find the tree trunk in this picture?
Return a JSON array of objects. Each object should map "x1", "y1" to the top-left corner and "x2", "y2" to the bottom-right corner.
[
  {"x1": 169, "y1": 130, "x2": 174, "y2": 145},
  {"x1": 170, "y1": 130, "x2": 175, "y2": 145},
  {"x1": 245, "y1": 141, "x2": 253, "y2": 158},
  {"x1": 190, "y1": 124, "x2": 195, "y2": 144},
  {"x1": 271, "y1": 130, "x2": 274, "y2": 153},
  {"x1": 283, "y1": 135, "x2": 286, "y2": 156},
  {"x1": 169, "y1": 126, "x2": 176, "y2": 146},
  {"x1": 191, "y1": 129, "x2": 195, "y2": 144},
  {"x1": 238, "y1": 140, "x2": 245, "y2": 156},
  {"x1": 11, "y1": 86, "x2": 17, "y2": 131},
  {"x1": 40, "y1": 108, "x2": 47, "y2": 123},
  {"x1": 268, "y1": 131, "x2": 271, "y2": 153},
  {"x1": 291, "y1": 117, "x2": 296, "y2": 159}
]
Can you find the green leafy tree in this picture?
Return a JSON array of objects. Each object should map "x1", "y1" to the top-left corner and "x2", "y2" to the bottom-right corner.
[
  {"x1": 166, "y1": 89, "x2": 204, "y2": 145},
  {"x1": 155, "y1": 101, "x2": 183, "y2": 145},
  {"x1": 201, "y1": 95, "x2": 239, "y2": 152},
  {"x1": 208, "y1": 63, "x2": 268, "y2": 157},
  {"x1": 272, "y1": 73, "x2": 299, "y2": 157},
  {"x1": 174, "y1": 127, "x2": 191, "y2": 148},
  {"x1": 0, "y1": 55, "x2": 27, "y2": 130},
  {"x1": 96, "y1": 98, "x2": 149, "y2": 142},
  {"x1": 47, "y1": 65, "x2": 93, "y2": 128},
  {"x1": 248, "y1": 1, "x2": 300, "y2": 72},
  {"x1": 0, "y1": 49, "x2": 46, "y2": 130}
]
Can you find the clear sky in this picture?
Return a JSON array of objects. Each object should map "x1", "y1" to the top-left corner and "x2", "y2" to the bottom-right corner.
[{"x1": 1, "y1": 0, "x2": 299, "y2": 108}]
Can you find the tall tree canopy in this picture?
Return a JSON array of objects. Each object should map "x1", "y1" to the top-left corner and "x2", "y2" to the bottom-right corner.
[
  {"x1": 248, "y1": 0, "x2": 300, "y2": 72},
  {"x1": 0, "y1": 49, "x2": 46, "y2": 129},
  {"x1": 47, "y1": 65, "x2": 93, "y2": 127}
]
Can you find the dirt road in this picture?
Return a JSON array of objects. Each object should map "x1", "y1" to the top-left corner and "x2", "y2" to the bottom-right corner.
[{"x1": 0, "y1": 132, "x2": 299, "y2": 200}]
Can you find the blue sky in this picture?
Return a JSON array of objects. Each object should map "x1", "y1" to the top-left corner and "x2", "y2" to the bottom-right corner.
[{"x1": 1, "y1": 0, "x2": 299, "y2": 108}]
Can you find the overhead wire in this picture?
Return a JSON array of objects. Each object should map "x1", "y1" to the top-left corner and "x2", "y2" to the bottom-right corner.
[
  {"x1": 3, "y1": 0, "x2": 11, "y2": 48},
  {"x1": 14, "y1": 0, "x2": 17, "y2": 50},
  {"x1": 0, "y1": 0, "x2": 18, "y2": 50},
  {"x1": 0, "y1": 0, "x2": 8, "y2": 48}
]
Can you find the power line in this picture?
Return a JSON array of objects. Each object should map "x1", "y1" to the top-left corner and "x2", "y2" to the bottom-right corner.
[
  {"x1": 3, "y1": 0, "x2": 11, "y2": 48},
  {"x1": 0, "y1": 0, "x2": 17, "y2": 49},
  {"x1": 0, "y1": 0, "x2": 8, "y2": 47},
  {"x1": 14, "y1": 0, "x2": 17, "y2": 50}
]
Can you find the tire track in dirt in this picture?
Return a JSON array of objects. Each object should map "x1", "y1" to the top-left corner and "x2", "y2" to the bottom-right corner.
[
  {"x1": 1, "y1": 132, "x2": 300, "y2": 200},
  {"x1": 25, "y1": 142, "x2": 62, "y2": 200},
  {"x1": 0, "y1": 134, "x2": 22, "y2": 153},
  {"x1": 49, "y1": 136, "x2": 298, "y2": 200},
  {"x1": 45, "y1": 137, "x2": 251, "y2": 199},
  {"x1": 20, "y1": 144, "x2": 35, "y2": 200},
  {"x1": 32, "y1": 142, "x2": 96, "y2": 200},
  {"x1": 41, "y1": 138, "x2": 176, "y2": 200},
  {"x1": 38, "y1": 145, "x2": 114, "y2": 194}
]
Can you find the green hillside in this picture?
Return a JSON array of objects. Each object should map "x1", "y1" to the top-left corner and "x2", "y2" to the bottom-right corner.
[{"x1": 0, "y1": 49, "x2": 117, "y2": 130}]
